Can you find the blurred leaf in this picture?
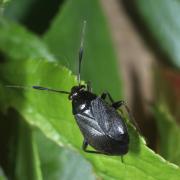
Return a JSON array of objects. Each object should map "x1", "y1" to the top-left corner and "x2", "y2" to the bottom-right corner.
[
  {"x1": 3, "y1": 0, "x2": 62, "y2": 34},
  {"x1": 0, "y1": 109, "x2": 18, "y2": 179},
  {"x1": 14, "y1": 113, "x2": 42, "y2": 180},
  {"x1": 134, "y1": 0, "x2": 180, "y2": 69},
  {"x1": 152, "y1": 103, "x2": 180, "y2": 166},
  {"x1": 0, "y1": 19, "x2": 180, "y2": 179},
  {"x1": 0, "y1": 107, "x2": 95, "y2": 180},
  {"x1": 0, "y1": 0, "x2": 10, "y2": 4},
  {"x1": 0, "y1": 109, "x2": 42, "y2": 180},
  {"x1": 3, "y1": 0, "x2": 36, "y2": 22},
  {"x1": 0, "y1": 167, "x2": 7, "y2": 180},
  {"x1": 35, "y1": 131, "x2": 96, "y2": 180},
  {"x1": 0, "y1": 17, "x2": 55, "y2": 61},
  {"x1": 0, "y1": 0, "x2": 10, "y2": 15},
  {"x1": 43, "y1": 0, "x2": 123, "y2": 99},
  {"x1": 0, "y1": 0, "x2": 10, "y2": 7}
]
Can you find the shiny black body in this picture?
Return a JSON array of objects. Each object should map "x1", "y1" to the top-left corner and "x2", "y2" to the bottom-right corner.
[{"x1": 70, "y1": 86, "x2": 129, "y2": 155}]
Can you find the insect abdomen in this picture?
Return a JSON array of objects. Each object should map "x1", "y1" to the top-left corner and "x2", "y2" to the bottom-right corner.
[{"x1": 75, "y1": 112, "x2": 129, "y2": 155}]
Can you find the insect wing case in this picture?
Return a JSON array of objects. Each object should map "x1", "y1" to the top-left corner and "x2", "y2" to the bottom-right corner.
[
  {"x1": 91, "y1": 97, "x2": 129, "y2": 142},
  {"x1": 74, "y1": 97, "x2": 129, "y2": 155},
  {"x1": 74, "y1": 101, "x2": 106, "y2": 142}
]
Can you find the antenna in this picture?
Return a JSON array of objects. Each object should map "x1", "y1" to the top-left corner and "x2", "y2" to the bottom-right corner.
[
  {"x1": 6, "y1": 85, "x2": 70, "y2": 94},
  {"x1": 33, "y1": 86, "x2": 70, "y2": 94},
  {"x1": 77, "y1": 20, "x2": 87, "y2": 86}
]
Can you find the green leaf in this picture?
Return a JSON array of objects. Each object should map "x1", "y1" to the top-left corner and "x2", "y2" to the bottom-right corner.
[
  {"x1": 152, "y1": 103, "x2": 180, "y2": 166},
  {"x1": 3, "y1": 0, "x2": 61, "y2": 34},
  {"x1": 0, "y1": 17, "x2": 55, "y2": 61},
  {"x1": 0, "y1": 0, "x2": 10, "y2": 15},
  {"x1": 0, "y1": 167, "x2": 7, "y2": 180},
  {"x1": 134, "y1": 0, "x2": 180, "y2": 69},
  {"x1": 35, "y1": 131, "x2": 96, "y2": 180},
  {"x1": 3, "y1": 0, "x2": 36, "y2": 22},
  {"x1": 14, "y1": 114, "x2": 42, "y2": 180},
  {"x1": 0, "y1": 106, "x2": 96, "y2": 180},
  {"x1": 0, "y1": 109, "x2": 42, "y2": 180},
  {"x1": 43, "y1": 0, "x2": 123, "y2": 99},
  {"x1": 0, "y1": 18, "x2": 180, "y2": 180}
]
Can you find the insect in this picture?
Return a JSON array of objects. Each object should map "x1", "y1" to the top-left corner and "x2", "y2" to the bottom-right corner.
[{"x1": 8, "y1": 21, "x2": 135, "y2": 156}]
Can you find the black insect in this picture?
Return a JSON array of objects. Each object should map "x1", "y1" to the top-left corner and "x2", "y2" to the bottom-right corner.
[{"x1": 8, "y1": 21, "x2": 135, "y2": 156}]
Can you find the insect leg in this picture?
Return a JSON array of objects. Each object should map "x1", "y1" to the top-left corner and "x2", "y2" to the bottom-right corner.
[
  {"x1": 112, "y1": 101, "x2": 140, "y2": 132},
  {"x1": 82, "y1": 139, "x2": 89, "y2": 151},
  {"x1": 101, "y1": 91, "x2": 114, "y2": 103},
  {"x1": 82, "y1": 140, "x2": 102, "y2": 154},
  {"x1": 112, "y1": 100, "x2": 125, "y2": 109}
]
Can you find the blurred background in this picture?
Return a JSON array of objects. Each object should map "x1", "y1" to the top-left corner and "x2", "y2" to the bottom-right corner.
[{"x1": 0, "y1": 0, "x2": 180, "y2": 179}]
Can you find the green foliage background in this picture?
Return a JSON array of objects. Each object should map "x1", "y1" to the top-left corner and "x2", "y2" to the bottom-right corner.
[{"x1": 0, "y1": 0, "x2": 180, "y2": 179}]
